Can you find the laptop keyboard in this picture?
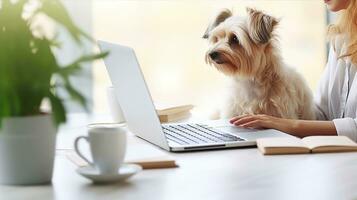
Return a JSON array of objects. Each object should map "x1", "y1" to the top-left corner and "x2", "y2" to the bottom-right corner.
[{"x1": 162, "y1": 124, "x2": 245, "y2": 145}]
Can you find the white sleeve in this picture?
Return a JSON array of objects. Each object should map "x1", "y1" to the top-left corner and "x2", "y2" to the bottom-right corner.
[
  {"x1": 314, "y1": 46, "x2": 336, "y2": 120},
  {"x1": 333, "y1": 118, "x2": 357, "y2": 142},
  {"x1": 321, "y1": 46, "x2": 357, "y2": 141}
]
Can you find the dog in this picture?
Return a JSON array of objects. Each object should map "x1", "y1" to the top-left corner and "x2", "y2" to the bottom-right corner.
[{"x1": 203, "y1": 8, "x2": 315, "y2": 120}]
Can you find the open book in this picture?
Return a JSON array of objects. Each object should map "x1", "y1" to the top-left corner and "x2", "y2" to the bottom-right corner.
[{"x1": 257, "y1": 136, "x2": 357, "y2": 155}]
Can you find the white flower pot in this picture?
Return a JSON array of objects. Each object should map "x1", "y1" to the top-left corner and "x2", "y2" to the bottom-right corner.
[{"x1": 0, "y1": 114, "x2": 57, "y2": 185}]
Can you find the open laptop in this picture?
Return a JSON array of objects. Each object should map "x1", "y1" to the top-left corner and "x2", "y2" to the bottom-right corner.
[{"x1": 98, "y1": 40, "x2": 290, "y2": 152}]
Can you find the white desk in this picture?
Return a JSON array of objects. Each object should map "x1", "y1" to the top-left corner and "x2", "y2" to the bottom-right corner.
[{"x1": 1, "y1": 113, "x2": 357, "y2": 200}]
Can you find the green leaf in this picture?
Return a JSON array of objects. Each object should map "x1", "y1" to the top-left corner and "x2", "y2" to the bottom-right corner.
[
  {"x1": 58, "y1": 63, "x2": 82, "y2": 77},
  {"x1": 48, "y1": 91, "x2": 66, "y2": 127},
  {"x1": 58, "y1": 51, "x2": 109, "y2": 76},
  {"x1": 65, "y1": 51, "x2": 109, "y2": 67},
  {"x1": 63, "y1": 77, "x2": 88, "y2": 111},
  {"x1": 72, "y1": 51, "x2": 109, "y2": 64}
]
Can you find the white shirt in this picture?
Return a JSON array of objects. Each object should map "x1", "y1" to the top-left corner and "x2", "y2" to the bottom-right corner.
[{"x1": 315, "y1": 36, "x2": 357, "y2": 141}]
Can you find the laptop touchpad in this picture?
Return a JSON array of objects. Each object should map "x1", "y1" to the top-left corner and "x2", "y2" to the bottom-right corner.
[{"x1": 216, "y1": 126, "x2": 292, "y2": 140}]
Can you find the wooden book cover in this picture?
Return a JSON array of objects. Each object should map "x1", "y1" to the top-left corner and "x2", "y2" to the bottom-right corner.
[{"x1": 257, "y1": 136, "x2": 357, "y2": 155}]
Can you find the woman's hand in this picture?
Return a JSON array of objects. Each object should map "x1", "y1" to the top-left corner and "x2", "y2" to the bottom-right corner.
[
  {"x1": 229, "y1": 114, "x2": 337, "y2": 138},
  {"x1": 229, "y1": 114, "x2": 296, "y2": 133}
]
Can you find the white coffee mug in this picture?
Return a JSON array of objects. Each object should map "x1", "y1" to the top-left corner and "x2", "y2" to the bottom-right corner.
[
  {"x1": 107, "y1": 86, "x2": 126, "y2": 123},
  {"x1": 74, "y1": 124, "x2": 127, "y2": 174}
]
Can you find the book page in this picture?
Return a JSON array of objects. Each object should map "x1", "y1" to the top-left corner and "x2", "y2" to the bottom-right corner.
[
  {"x1": 257, "y1": 137, "x2": 310, "y2": 155},
  {"x1": 302, "y1": 136, "x2": 357, "y2": 150},
  {"x1": 257, "y1": 137, "x2": 305, "y2": 147}
]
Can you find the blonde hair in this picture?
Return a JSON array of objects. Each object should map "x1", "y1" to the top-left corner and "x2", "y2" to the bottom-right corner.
[{"x1": 328, "y1": 0, "x2": 357, "y2": 64}]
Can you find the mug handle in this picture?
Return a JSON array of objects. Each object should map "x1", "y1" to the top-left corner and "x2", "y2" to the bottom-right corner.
[{"x1": 74, "y1": 136, "x2": 94, "y2": 166}]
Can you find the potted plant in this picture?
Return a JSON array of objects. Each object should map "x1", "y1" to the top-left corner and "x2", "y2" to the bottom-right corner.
[{"x1": 0, "y1": 0, "x2": 108, "y2": 185}]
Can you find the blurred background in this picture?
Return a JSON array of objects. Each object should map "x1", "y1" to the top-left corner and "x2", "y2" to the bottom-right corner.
[{"x1": 62, "y1": 0, "x2": 331, "y2": 115}]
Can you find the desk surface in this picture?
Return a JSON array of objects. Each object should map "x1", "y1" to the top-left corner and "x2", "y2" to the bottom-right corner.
[{"x1": 1, "y1": 113, "x2": 357, "y2": 200}]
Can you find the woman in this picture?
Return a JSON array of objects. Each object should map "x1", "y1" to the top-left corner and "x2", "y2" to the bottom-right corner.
[{"x1": 230, "y1": 0, "x2": 357, "y2": 141}]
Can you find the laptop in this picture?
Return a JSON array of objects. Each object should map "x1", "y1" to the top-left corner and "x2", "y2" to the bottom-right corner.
[{"x1": 98, "y1": 40, "x2": 291, "y2": 152}]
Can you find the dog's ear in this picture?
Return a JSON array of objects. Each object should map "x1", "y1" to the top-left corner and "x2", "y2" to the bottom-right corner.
[
  {"x1": 246, "y1": 8, "x2": 278, "y2": 44},
  {"x1": 203, "y1": 9, "x2": 232, "y2": 39}
]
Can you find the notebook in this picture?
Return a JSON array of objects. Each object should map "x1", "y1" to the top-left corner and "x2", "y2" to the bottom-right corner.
[
  {"x1": 155, "y1": 103, "x2": 193, "y2": 122},
  {"x1": 257, "y1": 136, "x2": 357, "y2": 155},
  {"x1": 158, "y1": 110, "x2": 191, "y2": 123},
  {"x1": 155, "y1": 103, "x2": 193, "y2": 116}
]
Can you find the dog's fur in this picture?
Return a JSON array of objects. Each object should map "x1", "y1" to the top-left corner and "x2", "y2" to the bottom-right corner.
[{"x1": 203, "y1": 8, "x2": 315, "y2": 120}]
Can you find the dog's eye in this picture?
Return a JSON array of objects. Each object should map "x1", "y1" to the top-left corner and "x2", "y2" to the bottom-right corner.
[{"x1": 230, "y1": 35, "x2": 239, "y2": 46}]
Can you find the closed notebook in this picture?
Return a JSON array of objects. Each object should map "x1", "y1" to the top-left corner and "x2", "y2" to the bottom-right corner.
[
  {"x1": 66, "y1": 151, "x2": 177, "y2": 169},
  {"x1": 257, "y1": 136, "x2": 357, "y2": 155},
  {"x1": 158, "y1": 110, "x2": 191, "y2": 123},
  {"x1": 155, "y1": 103, "x2": 194, "y2": 116},
  {"x1": 155, "y1": 103, "x2": 193, "y2": 123},
  {"x1": 66, "y1": 140, "x2": 177, "y2": 169}
]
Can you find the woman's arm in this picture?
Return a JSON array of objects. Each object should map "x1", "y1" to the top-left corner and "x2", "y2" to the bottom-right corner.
[{"x1": 230, "y1": 114, "x2": 337, "y2": 138}]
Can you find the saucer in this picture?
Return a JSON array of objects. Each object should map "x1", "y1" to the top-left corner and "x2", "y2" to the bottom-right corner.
[{"x1": 76, "y1": 164, "x2": 142, "y2": 184}]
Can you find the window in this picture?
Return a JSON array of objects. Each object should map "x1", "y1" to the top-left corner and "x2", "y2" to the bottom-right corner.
[{"x1": 59, "y1": 0, "x2": 93, "y2": 112}]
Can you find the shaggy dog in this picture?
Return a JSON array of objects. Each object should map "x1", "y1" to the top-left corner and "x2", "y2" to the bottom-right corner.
[{"x1": 203, "y1": 8, "x2": 315, "y2": 120}]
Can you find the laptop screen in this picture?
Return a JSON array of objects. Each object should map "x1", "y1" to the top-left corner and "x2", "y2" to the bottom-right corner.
[{"x1": 98, "y1": 40, "x2": 169, "y2": 150}]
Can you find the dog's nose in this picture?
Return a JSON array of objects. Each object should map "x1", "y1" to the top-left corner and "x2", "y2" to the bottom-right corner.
[{"x1": 209, "y1": 51, "x2": 220, "y2": 60}]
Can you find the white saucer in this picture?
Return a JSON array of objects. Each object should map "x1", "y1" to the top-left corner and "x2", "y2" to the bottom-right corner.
[{"x1": 76, "y1": 164, "x2": 142, "y2": 184}]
